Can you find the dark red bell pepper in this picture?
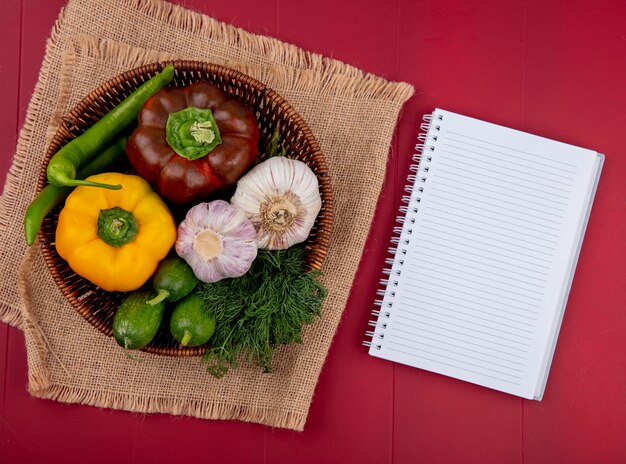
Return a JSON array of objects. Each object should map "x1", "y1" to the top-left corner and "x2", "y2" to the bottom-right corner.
[{"x1": 127, "y1": 82, "x2": 260, "y2": 205}]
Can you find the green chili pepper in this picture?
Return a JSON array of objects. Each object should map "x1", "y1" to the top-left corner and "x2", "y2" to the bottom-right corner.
[
  {"x1": 46, "y1": 64, "x2": 175, "y2": 190},
  {"x1": 24, "y1": 137, "x2": 128, "y2": 246}
]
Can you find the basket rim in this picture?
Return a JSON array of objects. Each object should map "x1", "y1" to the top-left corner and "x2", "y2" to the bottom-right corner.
[{"x1": 38, "y1": 60, "x2": 334, "y2": 357}]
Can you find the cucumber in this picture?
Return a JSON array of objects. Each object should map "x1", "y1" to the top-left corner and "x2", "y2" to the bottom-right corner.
[
  {"x1": 147, "y1": 256, "x2": 199, "y2": 306},
  {"x1": 113, "y1": 290, "x2": 166, "y2": 350},
  {"x1": 170, "y1": 293, "x2": 216, "y2": 347}
]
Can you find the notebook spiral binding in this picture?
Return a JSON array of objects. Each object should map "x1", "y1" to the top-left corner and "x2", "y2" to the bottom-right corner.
[{"x1": 362, "y1": 112, "x2": 442, "y2": 350}]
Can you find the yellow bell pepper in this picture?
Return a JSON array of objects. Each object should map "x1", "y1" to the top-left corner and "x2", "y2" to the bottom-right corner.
[{"x1": 55, "y1": 172, "x2": 176, "y2": 292}]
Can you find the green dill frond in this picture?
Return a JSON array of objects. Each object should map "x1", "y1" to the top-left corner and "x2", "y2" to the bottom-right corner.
[{"x1": 199, "y1": 245, "x2": 326, "y2": 378}]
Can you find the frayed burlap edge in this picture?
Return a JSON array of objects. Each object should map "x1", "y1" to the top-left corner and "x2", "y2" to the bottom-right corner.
[
  {"x1": 18, "y1": 243, "x2": 53, "y2": 391},
  {"x1": 67, "y1": 34, "x2": 414, "y2": 107},
  {"x1": 30, "y1": 384, "x2": 309, "y2": 429},
  {"x1": 0, "y1": 9, "x2": 67, "y2": 226},
  {"x1": 0, "y1": 8, "x2": 69, "y2": 328},
  {"x1": 125, "y1": 0, "x2": 397, "y2": 82},
  {"x1": 0, "y1": 302, "x2": 23, "y2": 328}
]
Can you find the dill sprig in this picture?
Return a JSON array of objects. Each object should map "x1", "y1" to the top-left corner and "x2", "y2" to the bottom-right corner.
[{"x1": 198, "y1": 246, "x2": 327, "y2": 377}]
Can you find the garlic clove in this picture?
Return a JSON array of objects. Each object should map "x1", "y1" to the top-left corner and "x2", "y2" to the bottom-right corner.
[
  {"x1": 218, "y1": 236, "x2": 258, "y2": 277},
  {"x1": 231, "y1": 157, "x2": 322, "y2": 250}
]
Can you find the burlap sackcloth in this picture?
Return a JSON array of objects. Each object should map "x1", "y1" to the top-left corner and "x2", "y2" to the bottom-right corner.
[{"x1": 0, "y1": 0, "x2": 413, "y2": 430}]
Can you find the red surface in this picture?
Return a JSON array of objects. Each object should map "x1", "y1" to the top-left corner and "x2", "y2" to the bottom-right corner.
[{"x1": 1, "y1": 0, "x2": 625, "y2": 462}]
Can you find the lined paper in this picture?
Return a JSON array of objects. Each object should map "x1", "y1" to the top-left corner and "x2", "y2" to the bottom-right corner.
[{"x1": 370, "y1": 109, "x2": 603, "y2": 399}]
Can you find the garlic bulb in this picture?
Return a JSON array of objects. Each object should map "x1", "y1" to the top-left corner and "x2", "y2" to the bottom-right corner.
[
  {"x1": 175, "y1": 200, "x2": 257, "y2": 283},
  {"x1": 231, "y1": 157, "x2": 322, "y2": 250}
]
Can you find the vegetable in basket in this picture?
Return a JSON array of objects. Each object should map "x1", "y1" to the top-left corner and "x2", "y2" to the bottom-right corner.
[
  {"x1": 175, "y1": 200, "x2": 257, "y2": 283},
  {"x1": 170, "y1": 293, "x2": 216, "y2": 347},
  {"x1": 126, "y1": 81, "x2": 260, "y2": 205},
  {"x1": 55, "y1": 172, "x2": 176, "y2": 292},
  {"x1": 146, "y1": 256, "x2": 199, "y2": 305},
  {"x1": 113, "y1": 290, "x2": 166, "y2": 350},
  {"x1": 46, "y1": 65, "x2": 175, "y2": 190},
  {"x1": 24, "y1": 137, "x2": 127, "y2": 246},
  {"x1": 231, "y1": 156, "x2": 322, "y2": 250},
  {"x1": 199, "y1": 246, "x2": 327, "y2": 377}
]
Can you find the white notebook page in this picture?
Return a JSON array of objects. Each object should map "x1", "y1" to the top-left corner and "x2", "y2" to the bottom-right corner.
[{"x1": 370, "y1": 109, "x2": 602, "y2": 399}]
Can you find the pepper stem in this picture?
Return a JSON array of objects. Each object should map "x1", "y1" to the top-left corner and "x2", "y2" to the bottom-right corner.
[
  {"x1": 146, "y1": 289, "x2": 170, "y2": 306},
  {"x1": 165, "y1": 107, "x2": 222, "y2": 160},
  {"x1": 189, "y1": 121, "x2": 216, "y2": 144},
  {"x1": 52, "y1": 171, "x2": 122, "y2": 190},
  {"x1": 64, "y1": 178, "x2": 122, "y2": 190},
  {"x1": 97, "y1": 207, "x2": 138, "y2": 247},
  {"x1": 181, "y1": 331, "x2": 192, "y2": 347}
]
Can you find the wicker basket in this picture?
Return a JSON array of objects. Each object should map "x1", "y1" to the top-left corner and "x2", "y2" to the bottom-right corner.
[{"x1": 37, "y1": 61, "x2": 333, "y2": 357}]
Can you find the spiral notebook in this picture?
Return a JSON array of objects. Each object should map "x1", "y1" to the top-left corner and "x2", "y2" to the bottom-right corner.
[{"x1": 365, "y1": 109, "x2": 604, "y2": 400}]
